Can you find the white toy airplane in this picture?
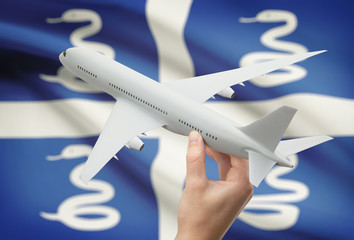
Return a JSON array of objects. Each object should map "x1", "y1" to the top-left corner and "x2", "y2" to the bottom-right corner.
[{"x1": 59, "y1": 47, "x2": 332, "y2": 187}]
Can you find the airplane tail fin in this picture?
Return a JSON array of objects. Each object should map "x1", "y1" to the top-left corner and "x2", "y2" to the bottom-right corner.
[
  {"x1": 240, "y1": 106, "x2": 297, "y2": 152},
  {"x1": 241, "y1": 106, "x2": 332, "y2": 187},
  {"x1": 241, "y1": 106, "x2": 296, "y2": 187}
]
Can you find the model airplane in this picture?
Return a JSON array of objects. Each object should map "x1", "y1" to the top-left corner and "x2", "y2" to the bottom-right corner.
[{"x1": 59, "y1": 47, "x2": 332, "y2": 187}]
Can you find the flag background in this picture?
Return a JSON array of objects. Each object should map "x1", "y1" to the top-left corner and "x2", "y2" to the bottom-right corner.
[{"x1": 0, "y1": 0, "x2": 353, "y2": 239}]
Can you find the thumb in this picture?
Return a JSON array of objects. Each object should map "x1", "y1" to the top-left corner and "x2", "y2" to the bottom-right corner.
[{"x1": 186, "y1": 131, "x2": 207, "y2": 185}]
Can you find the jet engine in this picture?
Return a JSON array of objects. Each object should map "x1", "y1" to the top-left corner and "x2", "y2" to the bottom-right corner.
[
  {"x1": 125, "y1": 137, "x2": 144, "y2": 151},
  {"x1": 217, "y1": 87, "x2": 235, "y2": 99}
]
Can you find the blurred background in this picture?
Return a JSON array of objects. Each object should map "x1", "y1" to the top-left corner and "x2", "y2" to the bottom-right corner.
[{"x1": 0, "y1": 0, "x2": 353, "y2": 239}]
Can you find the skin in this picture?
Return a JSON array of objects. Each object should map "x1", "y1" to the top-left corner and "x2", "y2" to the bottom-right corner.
[{"x1": 175, "y1": 131, "x2": 253, "y2": 240}]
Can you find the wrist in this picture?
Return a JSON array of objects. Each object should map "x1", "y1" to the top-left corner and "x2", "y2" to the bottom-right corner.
[{"x1": 175, "y1": 226, "x2": 224, "y2": 240}]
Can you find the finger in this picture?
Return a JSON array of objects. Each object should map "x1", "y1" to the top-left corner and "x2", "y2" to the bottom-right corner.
[
  {"x1": 186, "y1": 131, "x2": 207, "y2": 186},
  {"x1": 226, "y1": 156, "x2": 250, "y2": 183},
  {"x1": 206, "y1": 147, "x2": 228, "y2": 163},
  {"x1": 206, "y1": 147, "x2": 231, "y2": 181}
]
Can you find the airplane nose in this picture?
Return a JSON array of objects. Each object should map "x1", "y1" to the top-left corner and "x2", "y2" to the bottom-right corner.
[{"x1": 59, "y1": 49, "x2": 68, "y2": 64}]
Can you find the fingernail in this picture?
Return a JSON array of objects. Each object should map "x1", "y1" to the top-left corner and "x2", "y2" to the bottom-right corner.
[{"x1": 189, "y1": 131, "x2": 200, "y2": 144}]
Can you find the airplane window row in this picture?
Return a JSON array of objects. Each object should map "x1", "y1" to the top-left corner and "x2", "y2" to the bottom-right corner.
[
  {"x1": 206, "y1": 133, "x2": 217, "y2": 141},
  {"x1": 178, "y1": 119, "x2": 202, "y2": 134},
  {"x1": 77, "y1": 65, "x2": 97, "y2": 78},
  {"x1": 178, "y1": 119, "x2": 217, "y2": 140},
  {"x1": 108, "y1": 82, "x2": 168, "y2": 115}
]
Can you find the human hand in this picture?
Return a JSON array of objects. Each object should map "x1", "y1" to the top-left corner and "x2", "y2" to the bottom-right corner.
[{"x1": 175, "y1": 131, "x2": 253, "y2": 240}]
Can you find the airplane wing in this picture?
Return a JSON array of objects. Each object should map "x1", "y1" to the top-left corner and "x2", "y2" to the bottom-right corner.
[
  {"x1": 80, "y1": 98, "x2": 166, "y2": 183},
  {"x1": 163, "y1": 50, "x2": 326, "y2": 103}
]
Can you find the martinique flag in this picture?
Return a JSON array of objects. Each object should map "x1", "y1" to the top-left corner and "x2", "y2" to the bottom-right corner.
[{"x1": 1, "y1": 0, "x2": 353, "y2": 239}]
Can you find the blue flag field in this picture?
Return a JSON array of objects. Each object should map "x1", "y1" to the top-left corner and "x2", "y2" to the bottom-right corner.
[{"x1": 0, "y1": 0, "x2": 353, "y2": 239}]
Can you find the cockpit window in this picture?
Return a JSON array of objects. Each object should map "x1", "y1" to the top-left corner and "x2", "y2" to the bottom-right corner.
[{"x1": 63, "y1": 50, "x2": 66, "y2": 57}]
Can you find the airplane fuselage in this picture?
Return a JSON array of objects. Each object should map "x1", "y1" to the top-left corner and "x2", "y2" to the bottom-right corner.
[{"x1": 59, "y1": 48, "x2": 290, "y2": 167}]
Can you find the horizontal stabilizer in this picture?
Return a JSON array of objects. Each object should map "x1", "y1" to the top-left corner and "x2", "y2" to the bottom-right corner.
[
  {"x1": 276, "y1": 135, "x2": 333, "y2": 156},
  {"x1": 248, "y1": 150, "x2": 276, "y2": 187},
  {"x1": 241, "y1": 106, "x2": 297, "y2": 152}
]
